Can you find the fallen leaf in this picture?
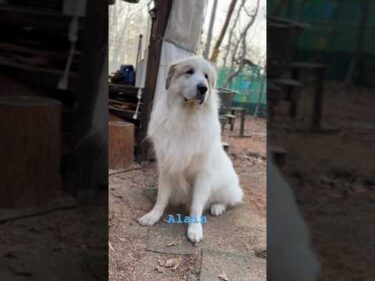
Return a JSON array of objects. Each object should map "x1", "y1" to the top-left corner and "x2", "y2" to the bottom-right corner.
[
  {"x1": 166, "y1": 237, "x2": 182, "y2": 247},
  {"x1": 159, "y1": 257, "x2": 182, "y2": 269},
  {"x1": 164, "y1": 258, "x2": 175, "y2": 267},
  {"x1": 218, "y1": 272, "x2": 229, "y2": 281},
  {"x1": 171, "y1": 257, "x2": 183, "y2": 271}
]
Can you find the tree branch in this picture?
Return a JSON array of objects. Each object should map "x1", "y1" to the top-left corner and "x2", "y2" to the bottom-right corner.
[
  {"x1": 224, "y1": 0, "x2": 260, "y2": 87},
  {"x1": 223, "y1": 0, "x2": 246, "y2": 67},
  {"x1": 209, "y1": 0, "x2": 238, "y2": 63}
]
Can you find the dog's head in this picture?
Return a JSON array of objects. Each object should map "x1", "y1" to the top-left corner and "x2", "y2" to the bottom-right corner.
[{"x1": 165, "y1": 56, "x2": 216, "y2": 105}]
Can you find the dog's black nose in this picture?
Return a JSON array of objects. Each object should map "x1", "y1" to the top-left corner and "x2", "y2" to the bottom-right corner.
[{"x1": 197, "y1": 84, "x2": 208, "y2": 96}]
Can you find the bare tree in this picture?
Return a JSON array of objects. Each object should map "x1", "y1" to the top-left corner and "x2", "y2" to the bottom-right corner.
[
  {"x1": 209, "y1": 0, "x2": 238, "y2": 63},
  {"x1": 203, "y1": 0, "x2": 218, "y2": 59},
  {"x1": 224, "y1": 0, "x2": 260, "y2": 88},
  {"x1": 222, "y1": 0, "x2": 246, "y2": 67}
]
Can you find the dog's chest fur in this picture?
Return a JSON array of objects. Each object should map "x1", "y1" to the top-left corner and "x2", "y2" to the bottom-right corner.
[{"x1": 148, "y1": 100, "x2": 220, "y2": 174}]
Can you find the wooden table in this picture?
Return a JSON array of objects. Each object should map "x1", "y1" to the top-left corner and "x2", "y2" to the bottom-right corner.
[
  {"x1": 230, "y1": 107, "x2": 247, "y2": 137},
  {"x1": 291, "y1": 61, "x2": 327, "y2": 130}
]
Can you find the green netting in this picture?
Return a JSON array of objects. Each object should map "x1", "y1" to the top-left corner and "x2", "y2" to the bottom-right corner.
[
  {"x1": 268, "y1": 0, "x2": 375, "y2": 87},
  {"x1": 216, "y1": 66, "x2": 267, "y2": 106},
  {"x1": 268, "y1": 0, "x2": 375, "y2": 53}
]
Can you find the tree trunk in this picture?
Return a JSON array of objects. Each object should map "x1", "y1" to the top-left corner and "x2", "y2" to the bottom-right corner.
[
  {"x1": 345, "y1": 0, "x2": 370, "y2": 85},
  {"x1": 253, "y1": 71, "x2": 266, "y2": 117},
  {"x1": 223, "y1": 0, "x2": 246, "y2": 67},
  {"x1": 0, "y1": 96, "x2": 62, "y2": 208},
  {"x1": 203, "y1": 0, "x2": 218, "y2": 59},
  {"x1": 210, "y1": 0, "x2": 238, "y2": 63}
]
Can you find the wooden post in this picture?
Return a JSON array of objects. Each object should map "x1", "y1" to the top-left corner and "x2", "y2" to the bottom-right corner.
[
  {"x1": 0, "y1": 96, "x2": 62, "y2": 208},
  {"x1": 312, "y1": 67, "x2": 326, "y2": 130},
  {"x1": 239, "y1": 108, "x2": 246, "y2": 137},
  {"x1": 289, "y1": 68, "x2": 300, "y2": 118},
  {"x1": 137, "y1": 0, "x2": 173, "y2": 161},
  {"x1": 65, "y1": 0, "x2": 108, "y2": 193}
]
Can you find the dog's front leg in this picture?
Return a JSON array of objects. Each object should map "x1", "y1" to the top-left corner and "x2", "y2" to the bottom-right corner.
[
  {"x1": 138, "y1": 172, "x2": 172, "y2": 226},
  {"x1": 187, "y1": 174, "x2": 211, "y2": 243}
]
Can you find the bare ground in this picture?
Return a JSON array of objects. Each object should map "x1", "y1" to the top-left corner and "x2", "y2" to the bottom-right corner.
[{"x1": 269, "y1": 81, "x2": 375, "y2": 281}]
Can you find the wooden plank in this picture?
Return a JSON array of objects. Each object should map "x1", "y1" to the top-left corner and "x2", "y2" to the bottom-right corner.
[
  {"x1": 0, "y1": 55, "x2": 76, "y2": 76},
  {"x1": 0, "y1": 5, "x2": 72, "y2": 29},
  {"x1": 0, "y1": 42, "x2": 81, "y2": 58}
]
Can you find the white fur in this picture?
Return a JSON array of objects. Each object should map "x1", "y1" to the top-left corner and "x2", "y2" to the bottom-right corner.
[
  {"x1": 138, "y1": 57, "x2": 243, "y2": 243},
  {"x1": 268, "y1": 160, "x2": 320, "y2": 280}
]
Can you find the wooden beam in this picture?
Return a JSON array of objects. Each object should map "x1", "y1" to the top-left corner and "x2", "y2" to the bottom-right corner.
[
  {"x1": 64, "y1": 0, "x2": 108, "y2": 193},
  {"x1": 0, "y1": 6, "x2": 71, "y2": 29},
  {"x1": 137, "y1": 0, "x2": 173, "y2": 161}
]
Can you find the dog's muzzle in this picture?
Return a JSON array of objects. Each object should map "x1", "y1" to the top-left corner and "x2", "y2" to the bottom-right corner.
[
  {"x1": 184, "y1": 84, "x2": 208, "y2": 104},
  {"x1": 196, "y1": 84, "x2": 207, "y2": 104}
]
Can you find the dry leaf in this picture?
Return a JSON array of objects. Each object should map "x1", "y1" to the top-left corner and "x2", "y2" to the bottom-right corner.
[
  {"x1": 218, "y1": 272, "x2": 229, "y2": 281},
  {"x1": 109, "y1": 242, "x2": 114, "y2": 252},
  {"x1": 166, "y1": 237, "x2": 182, "y2": 247},
  {"x1": 164, "y1": 258, "x2": 175, "y2": 267},
  {"x1": 159, "y1": 257, "x2": 182, "y2": 269},
  {"x1": 171, "y1": 257, "x2": 183, "y2": 271}
]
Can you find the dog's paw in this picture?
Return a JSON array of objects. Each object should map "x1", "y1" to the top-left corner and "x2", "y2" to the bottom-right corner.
[
  {"x1": 210, "y1": 204, "x2": 226, "y2": 216},
  {"x1": 137, "y1": 212, "x2": 160, "y2": 226},
  {"x1": 187, "y1": 223, "x2": 203, "y2": 243}
]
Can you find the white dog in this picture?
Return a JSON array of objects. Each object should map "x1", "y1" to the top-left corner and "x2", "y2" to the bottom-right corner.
[
  {"x1": 268, "y1": 160, "x2": 320, "y2": 281},
  {"x1": 138, "y1": 56, "x2": 243, "y2": 243}
]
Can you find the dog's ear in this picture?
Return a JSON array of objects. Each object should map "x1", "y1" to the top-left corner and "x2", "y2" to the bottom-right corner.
[{"x1": 166, "y1": 63, "x2": 177, "y2": 90}]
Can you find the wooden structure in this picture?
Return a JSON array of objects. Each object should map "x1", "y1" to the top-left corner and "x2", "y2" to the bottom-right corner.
[
  {"x1": 268, "y1": 16, "x2": 334, "y2": 131},
  {"x1": 137, "y1": 0, "x2": 173, "y2": 161},
  {"x1": 108, "y1": 0, "x2": 172, "y2": 162},
  {"x1": 109, "y1": 121, "x2": 134, "y2": 170},
  {"x1": 0, "y1": 96, "x2": 62, "y2": 208},
  {"x1": 0, "y1": 1, "x2": 108, "y2": 195}
]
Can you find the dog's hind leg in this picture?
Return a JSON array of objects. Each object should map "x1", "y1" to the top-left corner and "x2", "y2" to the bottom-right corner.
[{"x1": 138, "y1": 172, "x2": 172, "y2": 226}]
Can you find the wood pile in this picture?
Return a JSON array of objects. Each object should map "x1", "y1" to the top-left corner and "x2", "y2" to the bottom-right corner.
[
  {"x1": 0, "y1": 5, "x2": 81, "y2": 90},
  {"x1": 108, "y1": 83, "x2": 143, "y2": 127}
]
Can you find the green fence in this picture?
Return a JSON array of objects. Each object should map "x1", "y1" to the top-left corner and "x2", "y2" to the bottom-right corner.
[
  {"x1": 269, "y1": 0, "x2": 375, "y2": 87},
  {"x1": 217, "y1": 66, "x2": 267, "y2": 117}
]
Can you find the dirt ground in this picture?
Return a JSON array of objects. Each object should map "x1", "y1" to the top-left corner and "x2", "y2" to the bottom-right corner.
[
  {"x1": 109, "y1": 116, "x2": 266, "y2": 281},
  {"x1": 269, "y1": 81, "x2": 375, "y2": 281},
  {"x1": 0, "y1": 193, "x2": 108, "y2": 281}
]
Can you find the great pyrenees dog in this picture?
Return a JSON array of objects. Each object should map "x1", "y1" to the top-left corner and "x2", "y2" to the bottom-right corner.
[{"x1": 138, "y1": 56, "x2": 243, "y2": 243}]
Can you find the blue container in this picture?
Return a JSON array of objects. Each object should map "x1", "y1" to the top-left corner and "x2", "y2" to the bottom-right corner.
[{"x1": 120, "y1": 65, "x2": 135, "y2": 85}]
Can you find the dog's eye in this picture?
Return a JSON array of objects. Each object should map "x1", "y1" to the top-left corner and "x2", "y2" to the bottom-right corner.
[
  {"x1": 204, "y1": 73, "x2": 208, "y2": 80},
  {"x1": 186, "y1": 68, "x2": 194, "y2": 75}
]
